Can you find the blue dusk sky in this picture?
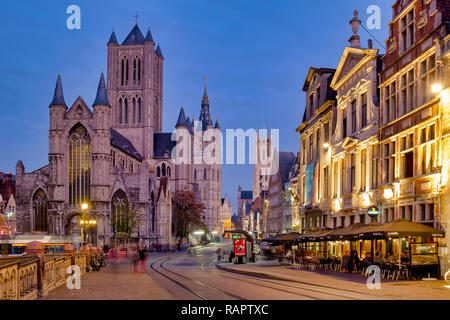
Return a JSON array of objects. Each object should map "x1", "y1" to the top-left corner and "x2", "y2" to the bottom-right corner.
[{"x1": 0, "y1": 0, "x2": 391, "y2": 213}]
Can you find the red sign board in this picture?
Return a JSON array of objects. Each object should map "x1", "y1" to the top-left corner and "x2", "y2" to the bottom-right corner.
[{"x1": 234, "y1": 238, "x2": 246, "y2": 256}]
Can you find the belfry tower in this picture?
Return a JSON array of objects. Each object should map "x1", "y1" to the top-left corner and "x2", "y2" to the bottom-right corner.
[{"x1": 106, "y1": 24, "x2": 164, "y2": 160}]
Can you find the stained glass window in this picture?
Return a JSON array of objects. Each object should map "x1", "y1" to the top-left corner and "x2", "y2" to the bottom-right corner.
[{"x1": 69, "y1": 124, "x2": 91, "y2": 206}]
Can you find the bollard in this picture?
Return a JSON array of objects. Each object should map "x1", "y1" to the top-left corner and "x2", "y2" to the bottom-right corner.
[{"x1": 25, "y1": 241, "x2": 45, "y2": 297}]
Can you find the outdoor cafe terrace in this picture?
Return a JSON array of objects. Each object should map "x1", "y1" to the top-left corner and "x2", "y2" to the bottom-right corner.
[{"x1": 264, "y1": 220, "x2": 446, "y2": 280}]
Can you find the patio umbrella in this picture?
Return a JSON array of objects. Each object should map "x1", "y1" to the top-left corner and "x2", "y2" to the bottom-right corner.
[
  {"x1": 327, "y1": 223, "x2": 364, "y2": 241},
  {"x1": 301, "y1": 228, "x2": 334, "y2": 242},
  {"x1": 358, "y1": 220, "x2": 445, "y2": 267},
  {"x1": 357, "y1": 220, "x2": 445, "y2": 239},
  {"x1": 276, "y1": 232, "x2": 301, "y2": 242}
]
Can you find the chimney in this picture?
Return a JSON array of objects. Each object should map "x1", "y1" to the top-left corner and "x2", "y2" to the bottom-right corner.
[
  {"x1": 368, "y1": 39, "x2": 373, "y2": 49},
  {"x1": 348, "y1": 10, "x2": 361, "y2": 48}
]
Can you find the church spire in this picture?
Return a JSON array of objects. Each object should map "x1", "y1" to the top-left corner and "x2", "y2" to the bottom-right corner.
[
  {"x1": 93, "y1": 73, "x2": 110, "y2": 106},
  {"x1": 199, "y1": 77, "x2": 213, "y2": 131},
  {"x1": 108, "y1": 30, "x2": 118, "y2": 44},
  {"x1": 202, "y1": 76, "x2": 209, "y2": 105},
  {"x1": 155, "y1": 43, "x2": 163, "y2": 57},
  {"x1": 145, "y1": 28, "x2": 154, "y2": 43},
  {"x1": 175, "y1": 106, "x2": 188, "y2": 128},
  {"x1": 49, "y1": 75, "x2": 67, "y2": 107}
]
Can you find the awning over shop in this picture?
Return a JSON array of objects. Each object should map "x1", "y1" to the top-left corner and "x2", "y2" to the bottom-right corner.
[
  {"x1": 297, "y1": 229, "x2": 334, "y2": 242},
  {"x1": 273, "y1": 232, "x2": 300, "y2": 242},
  {"x1": 356, "y1": 220, "x2": 445, "y2": 239},
  {"x1": 326, "y1": 223, "x2": 364, "y2": 241}
]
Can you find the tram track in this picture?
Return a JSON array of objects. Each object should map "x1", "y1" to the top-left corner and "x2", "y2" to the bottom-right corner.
[
  {"x1": 150, "y1": 255, "x2": 246, "y2": 300},
  {"x1": 201, "y1": 257, "x2": 378, "y2": 300}
]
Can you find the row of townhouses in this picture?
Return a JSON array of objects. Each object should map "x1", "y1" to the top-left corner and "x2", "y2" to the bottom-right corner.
[{"x1": 241, "y1": 1, "x2": 450, "y2": 265}]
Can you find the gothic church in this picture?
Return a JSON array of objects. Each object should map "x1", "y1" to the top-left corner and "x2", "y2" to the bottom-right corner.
[{"x1": 14, "y1": 24, "x2": 222, "y2": 247}]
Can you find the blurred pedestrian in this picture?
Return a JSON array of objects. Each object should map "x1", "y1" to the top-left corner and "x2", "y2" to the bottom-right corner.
[
  {"x1": 229, "y1": 250, "x2": 235, "y2": 263},
  {"x1": 216, "y1": 248, "x2": 223, "y2": 262},
  {"x1": 139, "y1": 245, "x2": 147, "y2": 272},
  {"x1": 132, "y1": 245, "x2": 140, "y2": 273}
]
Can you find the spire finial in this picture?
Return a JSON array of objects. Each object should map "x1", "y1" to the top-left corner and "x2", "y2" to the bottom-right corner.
[
  {"x1": 134, "y1": 12, "x2": 139, "y2": 25},
  {"x1": 203, "y1": 76, "x2": 208, "y2": 97}
]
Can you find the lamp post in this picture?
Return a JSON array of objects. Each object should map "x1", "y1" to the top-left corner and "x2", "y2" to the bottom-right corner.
[{"x1": 79, "y1": 203, "x2": 97, "y2": 244}]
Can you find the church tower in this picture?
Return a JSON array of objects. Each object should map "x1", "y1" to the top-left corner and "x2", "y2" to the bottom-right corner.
[{"x1": 106, "y1": 24, "x2": 164, "y2": 160}]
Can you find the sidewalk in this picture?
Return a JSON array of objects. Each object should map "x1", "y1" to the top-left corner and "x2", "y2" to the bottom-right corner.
[
  {"x1": 216, "y1": 258, "x2": 450, "y2": 300},
  {"x1": 41, "y1": 253, "x2": 172, "y2": 300}
]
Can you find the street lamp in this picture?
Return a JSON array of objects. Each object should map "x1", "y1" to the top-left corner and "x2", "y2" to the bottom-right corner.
[
  {"x1": 383, "y1": 188, "x2": 394, "y2": 200},
  {"x1": 79, "y1": 203, "x2": 96, "y2": 244},
  {"x1": 432, "y1": 83, "x2": 443, "y2": 94}
]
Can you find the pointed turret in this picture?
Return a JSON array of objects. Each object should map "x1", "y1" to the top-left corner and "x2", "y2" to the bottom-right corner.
[
  {"x1": 145, "y1": 28, "x2": 154, "y2": 43},
  {"x1": 155, "y1": 44, "x2": 163, "y2": 57},
  {"x1": 175, "y1": 106, "x2": 188, "y2": 128},
  {"x1": 108, "y1": 30, "x2": 118, "y2": 44},
  {"x1": 49, "y1": 75, "x2": 67, "y2": 107},
  {"x1": 214, "y1": 119, "x2": 220, "y2": 129},
  {"x1": 122, "y1": 24, "x2": 145, "y2": 45},
  {"x1": 93, "y1": 73, "x2": 110, "y2": 106}
]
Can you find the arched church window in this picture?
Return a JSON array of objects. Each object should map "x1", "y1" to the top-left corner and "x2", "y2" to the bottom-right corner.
[
  {"x1": 157, "y1": 166, "x2": 160, "y2": 177},
  {"x1": 119, "y1": 98, "x2": 123, "y2": 124},
  {"x1": 111, "y1": 190, "x2": 130, "y2": 235},
  {"x1": 194, "y1": 169, "x2": 197, "y2": 180},
  {"x1": 167, "y1": 166, "x2": 171, "y2": 177},
  {"x1": 138, "y1": 98, "x2": 142, "y2": 123},
  {"x1": 124, "y1": 98, "x2": 129, "y2": 124},
  {"x1": 126, "y1": 59, "x2": 129, "y2": 85},
  {"x1": 133, "y1": 58, "x2": 137, "y2": 84},
  {"x1": 150, "y1": 190, "x2": 155, "y2": 232},
  {"x1": 121, "y1": 59, "x2": 125, "y2": 86},
  {"x1": 33, "y1": 189, "x2": 48, "y2": 232},
  {"x1": 132, "y1": 98, "x2": 136, "y2": 124},
  {"x1": 162, "y1": 163, "x2": 166, "y2": 177},
  {"x1": 138, "y1": 59, "x2": 141, "y2": 85},
  {"x1": 204, "y1": 168, "x2": 207, "y2": 180},
  {"x1": 69, "y1": 124, "x2": 91, "y2": 206}
]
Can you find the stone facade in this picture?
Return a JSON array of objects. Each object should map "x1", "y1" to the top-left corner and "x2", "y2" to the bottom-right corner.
[
  {"x1": 297, "y1": 67, "x2": 336, "y2": 233},
  {"x1": 14, "y1": 24, "x2": 223, "y2": 247}
]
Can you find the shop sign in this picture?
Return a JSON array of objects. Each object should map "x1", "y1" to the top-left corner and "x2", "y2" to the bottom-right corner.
[{"x1": 367, "y1": 206, "x2": 380, "y2": 218}]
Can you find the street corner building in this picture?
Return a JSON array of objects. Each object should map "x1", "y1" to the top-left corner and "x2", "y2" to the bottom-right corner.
[{"x1": 13, "y1": 24, "x2": 223, "y2": 248}]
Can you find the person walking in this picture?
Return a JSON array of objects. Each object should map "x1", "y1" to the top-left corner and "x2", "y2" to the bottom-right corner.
[
  {"x1": 216, "y1": 248, "x2": 223, "y2": 262},
  {"x1": 229, "y1": 250, "x2": 235, "y2": 263},
  {"x1": 139, "y1": 245, "x2": 147, "y2": 272}
]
